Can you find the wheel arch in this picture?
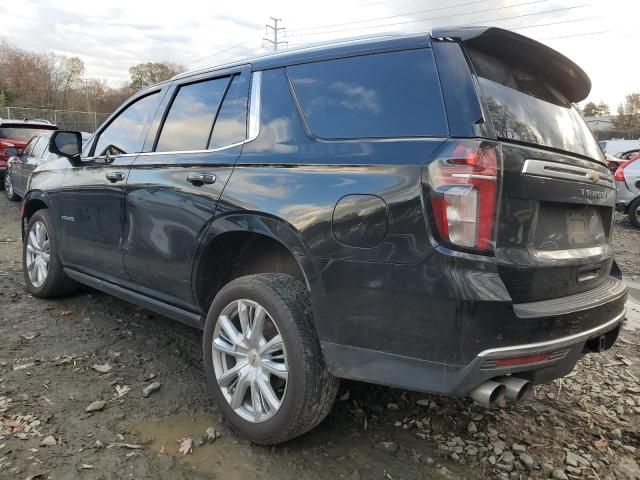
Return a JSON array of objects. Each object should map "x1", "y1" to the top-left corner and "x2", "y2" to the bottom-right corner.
[
  {"x1": 20, "y1": 191, "x2": 52, "y2": 239},
  {"x1": 192, "y1": 212, "x2": 313, "y2": 313}
]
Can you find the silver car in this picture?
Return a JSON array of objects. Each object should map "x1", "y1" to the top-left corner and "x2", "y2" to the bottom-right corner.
[{"x1": 615, "y1": 156, "x2": 640, "y2": 227}]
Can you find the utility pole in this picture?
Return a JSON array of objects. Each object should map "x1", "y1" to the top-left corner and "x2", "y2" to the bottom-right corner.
[{"x1": 263, "y1": 17, "x2": 288, "y2": 51}]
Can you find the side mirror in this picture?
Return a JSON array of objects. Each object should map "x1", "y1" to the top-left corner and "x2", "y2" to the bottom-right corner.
[
  {"x1": 49, "y1": 131, "x2": 82, "y2": 166},
  {"x1": 7, "y1": 156, "x2": 20, "y2": 166}
]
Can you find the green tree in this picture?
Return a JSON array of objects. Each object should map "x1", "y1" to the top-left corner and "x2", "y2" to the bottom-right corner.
[
  {"x1": 613, "y1": 93, "x2": 640, "y2": 131},
  {"x1": 582, "y1": 101, "x2": 599, "y2": 117},
  {"x1": 596, "y1": 101, "x2": 610, "y2": 115},
  {"x1": 129, "y1": 62, "x2": 183, "y2": 91},
  {"x1": 582, "y1": 101, "x2": 611, "y2": 117}
]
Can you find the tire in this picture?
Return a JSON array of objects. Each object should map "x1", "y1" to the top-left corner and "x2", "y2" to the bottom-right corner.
[
  {"x1": 5, "y1": 173, "x2": 20, "y2": 201},
  {"x1": 629, "y1": 197, "x2": 640, "y2": 229},
  {"x1": 23, "y1": 209, "x2": 76, "y2": 298},
  {"x1": 203, "y1": 273, "x2": 338, "y2": 445}
]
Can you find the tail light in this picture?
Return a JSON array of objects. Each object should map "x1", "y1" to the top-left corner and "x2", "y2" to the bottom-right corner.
[
  {"x1": 427, "y1": 141, "x2": 501, "y2": 252},
  {"x1": 614, "y1": 158, "x2": 637, "y2": 182},
  {"x1": 0, "y1": 141, "x2": 17, "y2": 162}
]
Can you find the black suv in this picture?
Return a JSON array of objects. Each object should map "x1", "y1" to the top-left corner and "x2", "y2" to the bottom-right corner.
[{"x1": 21, "y1": 27, "x2": 627, "y2": 444}]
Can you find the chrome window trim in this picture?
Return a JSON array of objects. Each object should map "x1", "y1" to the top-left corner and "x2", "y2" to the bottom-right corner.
[
  {"x1": 522, "y1": 159, "x2": 614, "y2": 189},
  {"x1": 136, "y1": 72, "x2": 261, "y2": 157},
  {"x1": 247, "y1": 71, "x2": 261, "y2": 142},
  {"x1": 80, "y1": 71, "x2": 262, "y2": 161}
]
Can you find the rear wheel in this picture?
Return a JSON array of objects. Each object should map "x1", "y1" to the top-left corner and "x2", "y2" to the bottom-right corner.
[
  {"x1": 23, "y1": 210, "x2": 76, "y2": 297},
  {"x1": 203, "y1": 274, "x2": 338, "y2": 444},
  {"x1": 4, "y1": 173, "x2": 19, "y2": 201},
  {"x1": 629, "y1": 197, "x2": 640, "y2": 228}
]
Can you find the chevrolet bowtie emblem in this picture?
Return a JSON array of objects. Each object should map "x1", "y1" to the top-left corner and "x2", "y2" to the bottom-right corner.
[{"x1": 587, "y1": 170, "x2": 601, "y2": 183}]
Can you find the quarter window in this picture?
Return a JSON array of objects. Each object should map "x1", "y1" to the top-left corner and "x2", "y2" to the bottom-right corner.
[
  {"x1": 94, "y1": 92, "x2": 161, "y2": 157},
  {"x1": 288, "y1": 49, "x2": 448, "y2": 138},
  {"x1": 156, "y1": 76, "x2": 230, "y2": 152}
]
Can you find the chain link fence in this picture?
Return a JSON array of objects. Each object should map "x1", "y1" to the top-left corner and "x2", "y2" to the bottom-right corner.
[
  {"x1": 0, "y1": 106, "x2": 111, "y2": 133},
  {"x1": 594, "y1": 129, "x2": 640, "y2": 141}
]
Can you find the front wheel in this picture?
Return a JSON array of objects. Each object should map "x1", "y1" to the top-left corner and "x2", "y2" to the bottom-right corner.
[
  {"x1": 4, "y1": 173, "x2": 19, "y2": 201},
  {"x1": 203, "y1": 274, "x2": 338, "y2": 445},
  {"x1": 23, "y1": 210, "x2": 76, "y2": 297}
]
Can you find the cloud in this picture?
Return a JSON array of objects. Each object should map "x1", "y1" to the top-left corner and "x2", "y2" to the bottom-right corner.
[{"x1": 3, "y1": 0, "x2": 638, "y2": 109}]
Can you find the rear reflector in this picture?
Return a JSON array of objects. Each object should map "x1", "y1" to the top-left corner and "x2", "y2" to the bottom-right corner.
[
  {"x1": 427, "y1": 141, "x2": 501, "y2": 251},
  {"x1": 494, "y1": 353, "x2": 550, "y2": 367}
]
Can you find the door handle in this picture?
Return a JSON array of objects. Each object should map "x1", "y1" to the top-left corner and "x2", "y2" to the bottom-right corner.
[
  {"x1": 186, "y1": 172, "x2": 216, "y2": 186},
  {"x1": 106, "y1": 172, "x2": 125, "y2": 183}
]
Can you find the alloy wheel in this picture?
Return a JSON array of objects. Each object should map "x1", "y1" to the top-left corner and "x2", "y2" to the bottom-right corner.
[
  {"x1": 26, "y1": 221, "x2": 50, "y2": 288},
  {"x1": 212, "y1": 299, "x2": 288, "y2": 423},
  {"x1": 4, "y1": 175, "x2": 13, "y2": 197}
]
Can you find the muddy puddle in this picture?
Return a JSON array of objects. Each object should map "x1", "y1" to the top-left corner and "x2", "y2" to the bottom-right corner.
[
  {"x1": 131, "y1": 413, "x2": 275, "y2": 480},
  {"x1": 129, "y1": 411, "x2": 463, "y2": 480}
]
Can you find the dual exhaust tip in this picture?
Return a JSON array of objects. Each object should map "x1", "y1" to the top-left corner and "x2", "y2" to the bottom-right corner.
[{"x1": 469, "y1": 376, "x2": 532, "y2": 407}]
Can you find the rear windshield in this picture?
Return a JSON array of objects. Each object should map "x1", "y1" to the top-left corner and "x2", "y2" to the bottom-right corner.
[
  {"x1": 467, "y1": 48, "x2": 603, "y2": 161},
  {"x1": 0, "y1": 126, "x2": 56, "y2": 142}
]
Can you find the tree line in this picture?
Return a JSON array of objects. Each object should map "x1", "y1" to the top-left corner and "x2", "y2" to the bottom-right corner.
[
  {"x1": 582, "y1": 94, "x2": 640, "y2": 133},
  {"x1": 0, "y1": 39, "x2": 183, "y2": 114}
]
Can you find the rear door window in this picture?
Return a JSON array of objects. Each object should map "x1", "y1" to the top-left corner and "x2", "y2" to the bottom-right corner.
[
  {"x1": 288, "y1": 49, "x2": 448, "y2": 139},
  {"x1": 208, "y1": 75, "x2": 249, "y2": 149},
  {"x1": 156, "y1": 76, "x2": 230, "y2": 152}
]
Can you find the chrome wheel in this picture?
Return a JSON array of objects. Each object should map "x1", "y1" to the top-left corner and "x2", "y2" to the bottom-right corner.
[
  {"x1": 26, "y1": 221, "x2": 50, "y2": 288},
  {"x1": 4, "y1": 174, "x2": 13, "y2": 197},
  {"x1": 212, "y1": 299, "x2": 288, "y2": 423}
]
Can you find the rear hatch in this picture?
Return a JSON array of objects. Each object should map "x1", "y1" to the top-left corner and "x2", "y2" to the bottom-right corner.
[{"x1": 454, "y1": 29, "x2": 614, "y2": 303}]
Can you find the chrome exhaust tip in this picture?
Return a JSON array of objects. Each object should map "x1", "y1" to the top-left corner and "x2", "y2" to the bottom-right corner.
[
  {"x1": 469, "y1": 380, "x2": 506, "y2": 407},
  {"x1": 496, "y1": 376, "x2": 532, "y2": 402}
]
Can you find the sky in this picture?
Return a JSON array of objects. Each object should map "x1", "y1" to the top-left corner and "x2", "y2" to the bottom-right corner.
[{"x1": 2, "y1": 0, "x2": 639, "y2": 110}]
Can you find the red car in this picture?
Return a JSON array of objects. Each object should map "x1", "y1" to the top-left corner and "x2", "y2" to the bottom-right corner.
[{"x1": 0, "y1": 119, "x2": 58, "y2": 185}]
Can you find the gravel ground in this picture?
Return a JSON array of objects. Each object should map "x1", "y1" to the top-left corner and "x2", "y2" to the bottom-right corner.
[{"x1": 0, "y1": 195, "x2": 639, "y2": 480}]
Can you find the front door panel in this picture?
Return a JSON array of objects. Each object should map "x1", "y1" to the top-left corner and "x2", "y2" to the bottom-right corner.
[{"x1": 59, "y1": 156, "x2": 135, "y2": 281}]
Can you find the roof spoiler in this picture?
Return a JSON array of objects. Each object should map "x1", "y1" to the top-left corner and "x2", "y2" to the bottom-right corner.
[{"x1": 431, "y1": 26, "x2": 591, "y2": 103}]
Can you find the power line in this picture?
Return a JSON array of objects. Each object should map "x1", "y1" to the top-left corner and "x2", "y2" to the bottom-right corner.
[
  {"x1": 286, "y1": 3, "x2": 589, "y2": 39},
  {"x1": 286, "y1": 0, "x2": 549, "y2": 37},
  {"x1": 186, "y1": 39, "x2": 255, "y2": 66},
  {"x1": 541, "y1": 30, "x2": 610, "y2": 40},
  {"x1": 509, "y1": 16, "x2": 599, "y2": 30},
  {"x1": 286, "y1": 0, "x2": 494, "y2": 33},
  {"x1": 264, "y1": 17, "x2": 288, "y2": 51}
]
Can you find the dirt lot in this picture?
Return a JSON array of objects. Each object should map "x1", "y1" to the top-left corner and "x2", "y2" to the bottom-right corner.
[{"x1": 0, "y1": 195, "x2": 639, "y2": 480}]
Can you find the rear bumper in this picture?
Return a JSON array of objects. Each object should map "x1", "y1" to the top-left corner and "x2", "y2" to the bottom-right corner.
[{"x1": 322, "y1": 308, "x2": 625, "y2": 396}]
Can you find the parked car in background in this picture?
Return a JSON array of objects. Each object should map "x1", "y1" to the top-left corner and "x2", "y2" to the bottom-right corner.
[
  {"x1": 615, "y1": 156, "x2": 640, "y2": 227},
  {"x1": 615, "y1": 148, "x2": 640, "y2": 160},
  {"x1": 5, "y1": 131, "x2": 92, "y2": 200},
  {"x1": 20, "y1": 27, "x2": 626, "y2": 444},
  {"x1": 599, "y1": 139, "x2": 640, "y2": 157},
  {"x1": 606, "y1": 153, "x2": 623, "y2": 173},
  {"x1": 0, "y1": 119, "x2": 58, "y2": 186}
]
